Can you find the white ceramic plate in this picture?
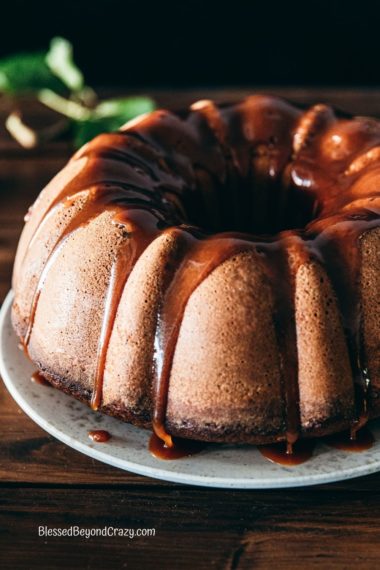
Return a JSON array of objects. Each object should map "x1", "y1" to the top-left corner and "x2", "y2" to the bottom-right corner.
[{"x1": 2, "y1": 290, "x2": 380, "y2": 488}]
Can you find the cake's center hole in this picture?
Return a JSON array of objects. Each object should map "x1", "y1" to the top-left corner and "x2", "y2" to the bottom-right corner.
[{"x1": 187, "y1": 174, "x2": 318, "y2": 235}]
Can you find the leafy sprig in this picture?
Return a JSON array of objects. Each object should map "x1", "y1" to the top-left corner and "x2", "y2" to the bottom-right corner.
[
  {"x1": 0, "y1": 37, "x2": 156, "y2": 148},
  {"x1": 38, "y1": 89, "x2": 155, "y2": 148}
]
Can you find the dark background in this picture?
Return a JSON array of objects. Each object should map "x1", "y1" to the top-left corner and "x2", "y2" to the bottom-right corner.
[{"x1": 0, "y1": 0, "x2": 378, "y2": 89}]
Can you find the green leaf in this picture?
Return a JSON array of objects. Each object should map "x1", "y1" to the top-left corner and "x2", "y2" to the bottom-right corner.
[
  {"x1": 46, "y1": 37, "x2": 84, "y2": 92},
  {"x1": 72, "y1": 116, "x2": 125, "y2": 148},
  {"x1": 0, "y1": 37, "x2": 157, "y2": 149},
  {"x1": 0, "y1": 52, "x2": 67, "y2": 94},
  {"x1": 72, "y1": 96, "x2": 156, "y2": 148},
  {"x1": 95, "y1": 96, "x2": 156, "y2": 120}
]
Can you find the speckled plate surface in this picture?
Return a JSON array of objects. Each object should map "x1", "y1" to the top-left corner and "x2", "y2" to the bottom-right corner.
[{"x1": 2, "y1": 290, "x2": 380, "y2": 488}]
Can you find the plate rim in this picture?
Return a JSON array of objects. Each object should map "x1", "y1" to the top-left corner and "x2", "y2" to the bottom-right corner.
[{"x1": 2, "y1": 289, "x2": 380, "y2": 489}]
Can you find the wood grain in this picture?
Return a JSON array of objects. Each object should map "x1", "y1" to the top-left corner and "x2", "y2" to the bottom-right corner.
[
  {"x1": 2, "y1": 480, "x2": 380, "y2": 569},
  {"x1": 1, "y1": 89, "x2": 380, "y2": 569}
]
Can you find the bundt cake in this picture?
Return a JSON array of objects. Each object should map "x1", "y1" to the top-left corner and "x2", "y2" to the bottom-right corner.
[{"x1": 11, "y1": 94, "x2": 380, "y2": 451}]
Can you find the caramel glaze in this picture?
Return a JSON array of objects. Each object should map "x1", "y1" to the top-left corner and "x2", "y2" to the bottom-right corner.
[
  {"x1": 324, "y1": 426, "x2": 374, "y2": 452},
  {"x1": 19, "y1": 95, "x2": 380, "y2": 453},
  {"x1": 149, "y1": 432, "x2": 206, "y2": 460},
  {"x1": 31, "y1": 370, "x2": 51, "y2": 387},
  {"x1": 88, "y1": 429, "x2": 111, "y2": 443},
  {"x1": 258, "y1": 439, "x2": 316, "y2": 466}
]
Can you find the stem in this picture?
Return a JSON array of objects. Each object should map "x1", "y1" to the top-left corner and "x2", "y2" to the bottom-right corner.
[
  {"x1": 38, "y1": 88, "x2": 91, "y2": 121},
  {"x1": 6, "y1": 110, "x2": 69, "y2": 148}
]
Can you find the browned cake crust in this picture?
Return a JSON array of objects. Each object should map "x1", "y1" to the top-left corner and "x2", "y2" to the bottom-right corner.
[{"x1": 11, "y1": 95, "x2": 380, "y2": 446}]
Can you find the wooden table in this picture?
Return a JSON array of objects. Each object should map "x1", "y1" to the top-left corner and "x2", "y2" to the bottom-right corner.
[{"x1": 1, "y1": 89, "x2": 380, "y2": 570}]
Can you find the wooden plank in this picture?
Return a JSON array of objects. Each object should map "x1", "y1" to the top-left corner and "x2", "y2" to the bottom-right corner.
[{"x1": 1, "y1": 485, "x2": 380, "y2": 569}]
